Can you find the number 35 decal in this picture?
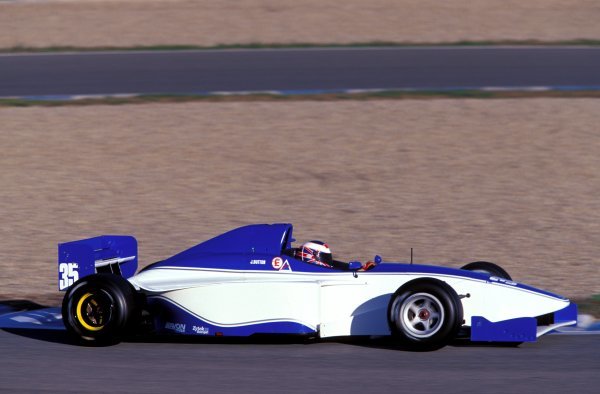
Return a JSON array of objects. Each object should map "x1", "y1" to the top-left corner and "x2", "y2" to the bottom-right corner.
[{"x1": 59, "y1": 262, "x2": 79, "y2": 290}]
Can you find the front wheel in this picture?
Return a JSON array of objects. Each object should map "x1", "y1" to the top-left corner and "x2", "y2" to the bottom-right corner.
[
  {"x1": 62, "y1": 274, "x2": 139, "y2": 345},
  {"x1": 388, "y1": 279, "x2": 463, "y2": 351}
]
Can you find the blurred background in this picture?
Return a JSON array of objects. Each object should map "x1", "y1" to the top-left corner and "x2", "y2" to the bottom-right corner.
[{"x1": 0, "y1": 0, "x2": 599, "y2": 307}]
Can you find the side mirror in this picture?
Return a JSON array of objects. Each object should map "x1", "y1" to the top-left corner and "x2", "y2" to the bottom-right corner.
[
  {"x1": 348, "y1": 261, "x2": 362, "y2": 271},
  {"x1": 374, "y1": 255, "x2": 382, "y2": 264}
]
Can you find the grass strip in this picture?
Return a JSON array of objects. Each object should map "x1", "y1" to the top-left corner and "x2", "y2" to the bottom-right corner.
[
  {"x1": 2, "y1": 90, "x2": 600, "y2": 107},
  {"x1": 2, "y1": 39, "x2": 600, "y2": 54}
]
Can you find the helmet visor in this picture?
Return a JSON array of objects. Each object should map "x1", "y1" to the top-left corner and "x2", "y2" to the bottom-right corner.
[{"x1": 319, "y1": 252, "x2": 333, "y2": 265}]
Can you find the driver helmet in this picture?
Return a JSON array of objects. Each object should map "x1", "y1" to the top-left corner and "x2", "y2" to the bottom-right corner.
[{"x1": 296, "y1": 240, "x2": 333, "y2": 267}]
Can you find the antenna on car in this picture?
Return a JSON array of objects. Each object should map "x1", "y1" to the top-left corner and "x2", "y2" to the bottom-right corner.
[{"x1": 410, "y1": 248, "x2": 413, "y2": 265}]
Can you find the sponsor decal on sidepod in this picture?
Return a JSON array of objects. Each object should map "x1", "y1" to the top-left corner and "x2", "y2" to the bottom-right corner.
[
  {"x1": 193, "y1": 325, "x2": 210, "y2": 335},
  {"x1": 165, "y1": 322, "x2": 186, "y2": 333}
]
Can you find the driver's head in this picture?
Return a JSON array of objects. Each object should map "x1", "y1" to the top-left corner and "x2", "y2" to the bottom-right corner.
[{"x1": 296, "y1": 240, "x2": 333, "y2": 267}]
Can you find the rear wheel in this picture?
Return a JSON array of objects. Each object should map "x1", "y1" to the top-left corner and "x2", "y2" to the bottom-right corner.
[
  {"x1": 388, "y1": 279, "x2": 463, "y2": 351},
  {"x1": 460, "y1": 261, "x2": 512, "y2": 280},
  {"x1": 62, "y1": 274, "x2": 139, "y2": 345}
]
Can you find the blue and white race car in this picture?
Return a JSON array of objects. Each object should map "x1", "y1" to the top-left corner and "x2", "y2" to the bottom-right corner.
[{"x1": 58, "y1": 223, "x2": 577, "y2": 350}]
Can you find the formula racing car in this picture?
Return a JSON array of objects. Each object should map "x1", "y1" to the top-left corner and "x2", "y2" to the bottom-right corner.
[{"x1": 58, "y1": 223, "x2": 577, "y2": 350}]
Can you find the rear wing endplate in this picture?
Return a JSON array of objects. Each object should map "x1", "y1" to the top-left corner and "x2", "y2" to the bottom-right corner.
[{"x1": 58, "y1": 235, "x2": 137, "y2": 291}]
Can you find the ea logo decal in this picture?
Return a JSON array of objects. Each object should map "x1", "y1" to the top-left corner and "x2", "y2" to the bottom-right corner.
[
  {"x1": 272, "y1": 257, "x2": 283, "y2": 270},
  {"x1": 272, "y1": 257, "x2": 292, "y2": 272}
]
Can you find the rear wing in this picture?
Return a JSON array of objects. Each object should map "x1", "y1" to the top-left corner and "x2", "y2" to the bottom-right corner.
[{"x1": 58, "y1": 235, "x2": 138, "y2": 291}]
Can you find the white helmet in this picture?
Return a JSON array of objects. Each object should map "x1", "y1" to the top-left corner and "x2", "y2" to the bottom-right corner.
[{"x1": 295, "y1": 240, "x2": 333, "y2": 267}]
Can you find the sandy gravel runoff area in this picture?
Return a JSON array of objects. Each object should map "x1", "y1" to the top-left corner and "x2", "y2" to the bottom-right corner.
[
  {"x1": 0, "y1": 99, "x2": 599, "y2": 304},
  {"x1": 1, "y1": 0, "x2": 600, "y2": 49}
]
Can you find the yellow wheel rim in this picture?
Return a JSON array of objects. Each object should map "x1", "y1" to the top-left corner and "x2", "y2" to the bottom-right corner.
[{"x1": 76, "y1": 292, "x2": 105, "y2": 331}]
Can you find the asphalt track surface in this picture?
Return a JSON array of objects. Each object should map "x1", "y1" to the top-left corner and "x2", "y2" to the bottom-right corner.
[
  {"x1": 0, "y1": 329, "x2": 599, "y2": 394},
  {"x1": 1, "y1": 47, "x2": 600, "y2": 97}
]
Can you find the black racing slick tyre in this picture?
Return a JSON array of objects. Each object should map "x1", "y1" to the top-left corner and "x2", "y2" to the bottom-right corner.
[
  {"x1": 387, "y1": 279, "x2": 463, "y2": 351},
  {"x1": 460, "y1": 261, "x2": 512, "y2": 280},
  {"x1": 62, "y1": 274, "x2": 139, "y2": 345}
]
